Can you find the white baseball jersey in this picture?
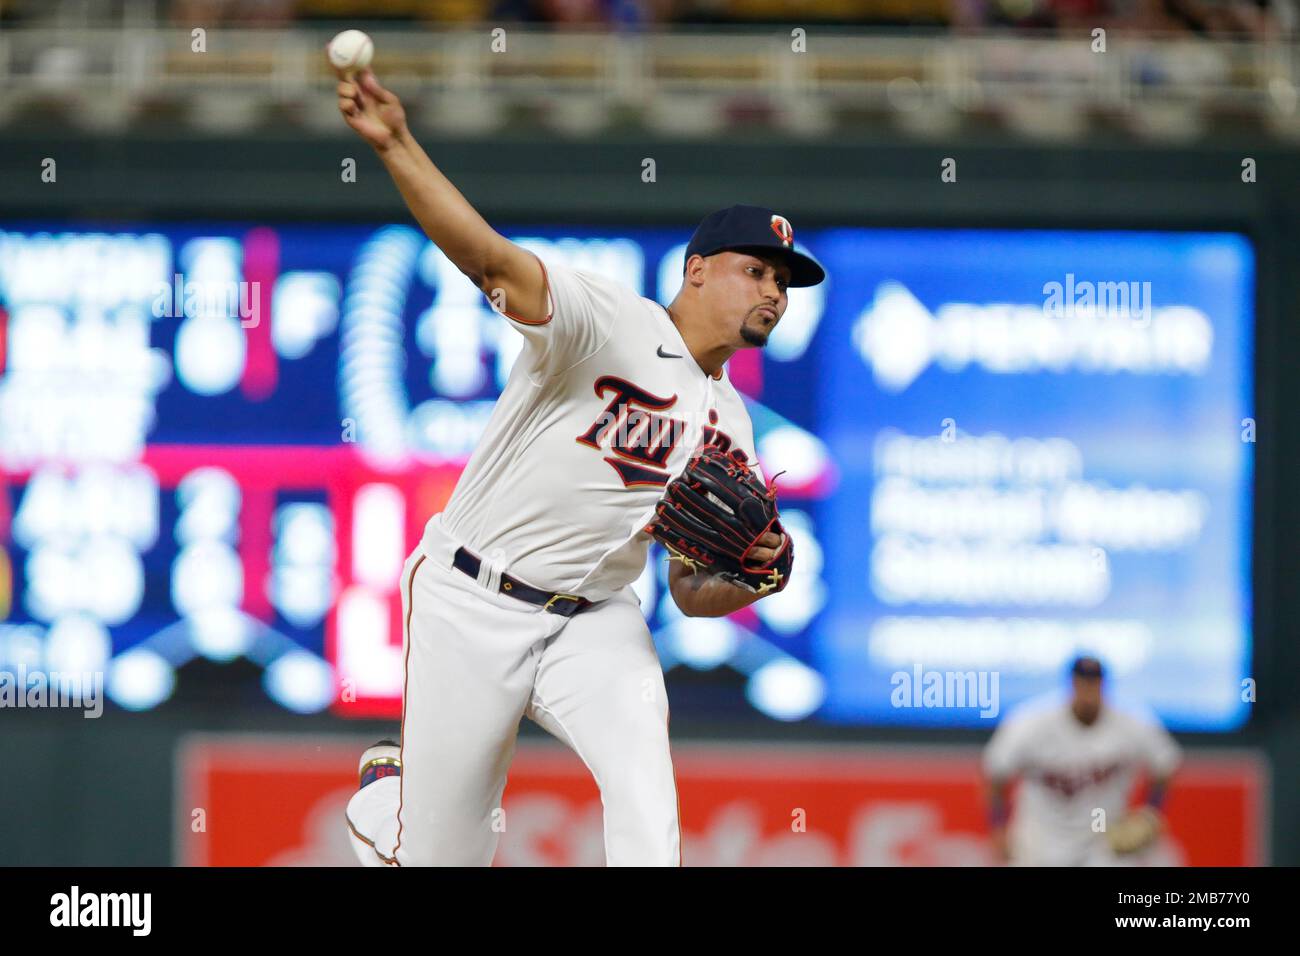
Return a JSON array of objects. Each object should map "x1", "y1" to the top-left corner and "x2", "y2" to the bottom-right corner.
[
  {"x1": 422, "y1": 255, "x2": 760, "y2": 602},
  {"x1": 983, "y1": 696, "x2": 1181, "y2": 865}
]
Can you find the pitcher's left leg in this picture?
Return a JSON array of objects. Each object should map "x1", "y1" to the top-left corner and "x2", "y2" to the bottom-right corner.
[{"x1": 527, "y1": 592, "x2": 681, "y2": 866}]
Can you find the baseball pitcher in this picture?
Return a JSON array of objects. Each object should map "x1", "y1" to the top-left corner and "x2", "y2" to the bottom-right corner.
[{"x1": 334, "y1": 68, "x2": 825, "y2": 866}]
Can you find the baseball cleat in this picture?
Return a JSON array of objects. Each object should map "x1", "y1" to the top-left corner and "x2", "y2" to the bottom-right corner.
[{"x1": 357, "y1": 739, "x2": 401, "y2": 789}]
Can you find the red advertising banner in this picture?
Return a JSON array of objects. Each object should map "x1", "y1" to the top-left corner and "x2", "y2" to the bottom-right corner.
[{"x1": 175, "y1": 736, "x2": 1267, "y2": 867}]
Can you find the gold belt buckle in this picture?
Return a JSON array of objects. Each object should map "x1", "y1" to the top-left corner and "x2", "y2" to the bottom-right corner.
[{"x1": 543, "y1": 592, "x2": 582, "y2": 612}]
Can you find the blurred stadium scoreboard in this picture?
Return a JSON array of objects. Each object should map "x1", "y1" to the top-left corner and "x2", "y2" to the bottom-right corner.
[{"x1": 0, "y1": 222, "x2": 1253, "y2": 730}]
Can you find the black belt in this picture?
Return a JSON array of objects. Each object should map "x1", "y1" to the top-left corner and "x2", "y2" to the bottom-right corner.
[{"x1": 452, "y1": 547, "x2": 596, "y2": 617}]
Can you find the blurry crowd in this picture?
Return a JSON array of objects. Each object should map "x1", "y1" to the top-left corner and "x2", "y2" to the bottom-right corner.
[
  {"x1": 0, "y1": 0, "x2": 1292, "y2": 36},
  {"x1": 951, "y1": 0, "x2": 1292, "y2": 36}
]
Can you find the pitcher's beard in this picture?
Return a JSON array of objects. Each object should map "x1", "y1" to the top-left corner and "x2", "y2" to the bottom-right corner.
[{"x1": 739, "y1": 324, "x2": 770, "y2": 347}]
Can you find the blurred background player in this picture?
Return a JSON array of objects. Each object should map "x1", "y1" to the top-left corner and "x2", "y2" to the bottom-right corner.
[{"x1": 983, "y1": 656, "x2": 1182, "y2": 866}]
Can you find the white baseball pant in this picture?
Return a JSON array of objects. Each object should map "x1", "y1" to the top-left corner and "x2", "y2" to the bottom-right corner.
[
  {"x1": 1009, "y1": 818, "x2": 1142, "y2": 867},
  {"x1": 346, "y1": 523, "x2": 681, "y2": 866}
]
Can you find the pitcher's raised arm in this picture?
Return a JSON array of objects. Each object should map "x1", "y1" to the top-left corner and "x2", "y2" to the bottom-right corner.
[{"x1": 336, "y1": 68, "x2": 548, "y2": 324}]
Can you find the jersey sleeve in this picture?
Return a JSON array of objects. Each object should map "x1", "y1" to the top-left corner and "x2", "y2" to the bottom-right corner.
[
  {"x1": 1132, "y1": 715, "x2": 1182, "y2": 778},
  {"x1": 498, "y1": 255, "x2": 619, "y2": 378},
  {"x1": 983, "y1": 710, "x2": 1034, "y2": 780}
]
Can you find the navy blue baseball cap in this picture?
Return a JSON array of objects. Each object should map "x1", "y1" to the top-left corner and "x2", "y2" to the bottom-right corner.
[
  {"x1": 684, "y1": 205, "x2": 826, "y2": 288},
  {"x1": 1071, "y1": 655, "x2": 1105, "y2": 679}
]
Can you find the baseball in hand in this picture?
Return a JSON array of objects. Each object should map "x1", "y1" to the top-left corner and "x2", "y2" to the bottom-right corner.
[{"x1": 327, "y1": 30, "x2": 374, "y2": 75}]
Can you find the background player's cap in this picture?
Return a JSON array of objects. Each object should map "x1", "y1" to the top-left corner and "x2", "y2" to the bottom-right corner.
[
  {"x1": 1070, "y1": 655, "x2": 1106, "y2": 679},
  {"x1": 684, "y1": 204, "x2": 826, "y2": 287}
]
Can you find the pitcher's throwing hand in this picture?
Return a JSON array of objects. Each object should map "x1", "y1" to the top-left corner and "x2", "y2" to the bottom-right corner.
[{"x1": 336, "y1": 69, "x2": 406, "y2": 152}]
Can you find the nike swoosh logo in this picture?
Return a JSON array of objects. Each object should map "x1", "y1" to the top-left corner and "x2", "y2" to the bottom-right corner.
[{"x1": 657, "y1": 345, "x2": 683, "y2": 359}]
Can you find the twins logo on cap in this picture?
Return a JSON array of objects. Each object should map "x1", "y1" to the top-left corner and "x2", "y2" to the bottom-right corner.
[
  {"x1": 683, "y1": 204, "x2": 825, "y2": 287},
  {"x1": 769, "y1": 215, "x2": 794, "y2": 248}
]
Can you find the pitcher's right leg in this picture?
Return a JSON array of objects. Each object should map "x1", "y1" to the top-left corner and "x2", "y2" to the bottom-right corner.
[
  {"x1": 346, "y1": 740, "x2": 402, "y2": 867},
  {"x1": 345, "y1": 549, "x2": 551, "y2": 866}
]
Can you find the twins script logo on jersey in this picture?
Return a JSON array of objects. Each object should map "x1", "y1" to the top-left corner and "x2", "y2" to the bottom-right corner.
[
  {"x1": 575, "y1": 379, "x2": 740, "y2": 488},
  {"x1": 576, "y1": 376, "x2": 686, "y2": 487},
  {"x1": 699, "y1": 408, "x2": 734, "y2": 454},
  {"x1": 770, "y1": 215, "x2": 794, "y2": 248},
  {"x1": 1039, "y1": 763, "x2": 1122, "y2": 799}
]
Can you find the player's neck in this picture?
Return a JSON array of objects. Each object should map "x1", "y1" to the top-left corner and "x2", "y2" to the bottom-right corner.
[
  {"x1": 1071, "y1": 702, "x2": 1102, "y2": 726},
  {"x1": 665, "y1": 303, "x2": 733, "y2": 379}
]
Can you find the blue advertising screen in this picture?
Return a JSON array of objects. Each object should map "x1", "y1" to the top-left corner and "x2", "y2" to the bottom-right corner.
[
  {"x1": 812, "y1": 230, "x2": 1253, "y2": 731},
  {"x1": 0, "y1": 222, "x2": 1252, "y2": 729}
]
